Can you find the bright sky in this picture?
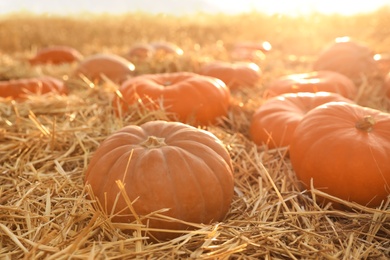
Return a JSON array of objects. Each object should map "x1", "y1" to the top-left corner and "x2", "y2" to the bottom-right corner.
[
  {"x1": 217, "y1": 0, "x2": 390, "y2": 15},
  {"x1": 0, "y1": 0, "x2": 389, "y2": 16}
]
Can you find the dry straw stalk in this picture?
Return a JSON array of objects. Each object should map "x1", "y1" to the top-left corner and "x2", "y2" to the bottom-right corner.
[{"x1": 1, "y1": 12, "x2": 390, "y2": 259}]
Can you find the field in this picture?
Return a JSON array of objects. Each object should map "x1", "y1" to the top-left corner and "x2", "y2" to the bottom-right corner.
[{"x1": 1, "y1": 8, "x2": 390, "y2": 259}]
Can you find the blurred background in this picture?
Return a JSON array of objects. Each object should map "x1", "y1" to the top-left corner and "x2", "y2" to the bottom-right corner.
[{"x1": 1, "y1": 0, "x2": 390, "y2": 16}]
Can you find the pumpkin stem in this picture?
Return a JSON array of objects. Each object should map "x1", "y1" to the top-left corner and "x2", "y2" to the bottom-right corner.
[
  {"x1": 163, "y1": 81, "x2": 172, "y2": 86},
  {"x1": 355, "y1": 115, "x2": 376, "y2": 132},
  {"x1": 141, "y1": 136, "x2": 167, "y2": 148}
]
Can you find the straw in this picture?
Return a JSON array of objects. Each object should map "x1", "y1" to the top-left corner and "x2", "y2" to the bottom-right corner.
[{"x1": 1, "y1": 12, "x2": 389, "y2": 259}]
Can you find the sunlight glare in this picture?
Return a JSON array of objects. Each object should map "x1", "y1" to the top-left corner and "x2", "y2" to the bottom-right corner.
[
  {"x1": 335, "y1": 36, "x2": 351, "y2": 43},
  {"x1": 206, "y1": 0, "x2": 390, "y2": 15},
  {"x1": 0, "y1": 0, "x2": 389, "y2": 15}
]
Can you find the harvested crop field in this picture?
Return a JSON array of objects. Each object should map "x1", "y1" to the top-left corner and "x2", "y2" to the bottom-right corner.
[{"x1": 0, "y1": 9, "x2": 390, "y2": 259}]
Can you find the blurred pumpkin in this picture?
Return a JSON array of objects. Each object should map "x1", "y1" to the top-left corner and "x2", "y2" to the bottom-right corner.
[
  {"x1": 74, "y1": 53, "x2": 135, "y2": 83},
  {"x1": 384, "y1": 72, "x2": 390, "y2": 99},
  {"x1": 0, "y1": 76, "x2": 68, "y2": 100},
  {"x1": 126, "y1": 43, "x2": 155, "y2": 60},
  {"x1": 374, "y1": 53, "x2": 390, "y2": 76},
  {"x1": 199, "y1": 61, "x2": 262, "y2": 89},
  {"x1": 289, "y1": 101, "x2": 390, "y2": 208},
  {"x1": 85, "y1": 120, "x2": 234, "y2": 240},
  {"x1": 265, "y1": 70, "x2": 357, "y2": 99},
  {"x1": 28, "y1": 45, "x2": 83, "y2": 65},
  {"x1": 114, "y1": 72, "x2": 230, "y2": 125},
  {"x1": 233, "y1": 41, "x2": 272, "y2": 53},
  {"x1": 250, "y1": 92, "x2": 353, "y2": 149},
  {"x1": 230, "y1": 41, "x2": 271, "y2": 61},
  {"x1": 150, "y1": 41, "x2": 184, "y2": 56},
  {"x1": 313, "y1": 37, "x2": 380, "y2": 81}
]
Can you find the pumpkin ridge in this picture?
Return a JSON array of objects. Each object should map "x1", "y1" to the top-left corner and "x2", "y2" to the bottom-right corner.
[
  {"x1": 171, "y1": 138, "x2": 231, "y2": 166},
  {"x1": 126, "y1": 148, "x2": 177, "y2": 221},
  {"x1": 86, "y1": 144, "x2": 136, "y2": 184},
  {"x1": 108, "y1": 132, "x2": 146, "y2": 146},
  {"x1": 142, "y1": 120, "x2": 180, "y2": 140},
  {"x1": 103, "y1": 148, "x2": 139, "y2": 196},
  {"x1": 93, "y1": 149, "x2": 138, "y2": 217},
  {"x1": 178, "y1": 144, "x2": 230, "y2": 219},
  {"x1": 154, "y1": 148, "x2": 182, "y2": 220},
  {"x1": 365, "y1": 139, "x2": 390, "y2": 191},
  {"x1": 169, "y1": 149, "x2": 207, "y2": 221}
]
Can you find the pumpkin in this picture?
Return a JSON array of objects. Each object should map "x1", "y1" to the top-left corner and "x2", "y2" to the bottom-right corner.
[
  {"x1": 250, "y1": 92, "x2": 353, "y2": 149},
  {"x1": 0, "y1": 76, "x2": 68, "y2": 100},
  {"x1": 384, "y1": 72, "x2": 390, "y2": 99},
  {"x1": 199, "y1": 61, "x2": 262, "y2": 89},
  {"x1": 114, "y1": 72, "x2": 230, "y2": 125},
  {"x1": 126, "y1": 42, "x2": 183, "y2": 60},
  {"x1": 126, "y1": 43, "x2": 155, "y2": 60},
  {"x1": 374, "y1": 53, "x2": 390, "y2": 76},
  {"x1": 313, "y1": 37, "x2": 380, "y2": 81},
  {"x1": 150, "y1": 41, "x2": 184, "y2": 56},
  {"x1": 264, "y1": 70, "x2": 357, "y2": 99},
  {"x1": 84, "y1": 120, "x2": 234, "y2": 240},
  {"x1": 230, "y1": 41, "x2": 271, "y2": 61},
  {"x1": 73, "y1": 53, "x2": 135, "y2": 83},
  {"x1": 289, "y1": 101, "x2": 390, "y2": 208},
  {"x1": 28, "y1": 45, "x2": 83, "y2": 65},
  {"x1": 233, "y1": 41, "x2": 272, "y2": 53}
]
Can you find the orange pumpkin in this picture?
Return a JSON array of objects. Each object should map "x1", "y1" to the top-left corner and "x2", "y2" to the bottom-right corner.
[
  {"x1": 28, "y1": 45, "x2": 83, "y2": 65},
  {"x1": 85, "y1": 120, "x2": 234, "y2": 240},
  {"x1": 0, "y1": 76, "x2": 68, "y2": 100},
  {"x1": 289, "y1": 101, "x2": 390, "y2": 208},
  {"x1": 250, "y1": 92, "x2": 353, "y2": 149},
  {"x1": 199, "y1": 61, "x2": 262, "y2": 89},
  {"x1": 233, "y1": 41, "x2": 272, "y2": 53},
  {"x1": 264, "y1": 70, "x2": 357, "y2": 99},
  {"x1": 150, "y1": 41, "x2": 184, "y2": 56},
  {"x1": 384, "y1": 72, "x2": 390, "y2": 99},
  {"x1": 126, "y1": 43, "x2": 155, "y2": 60},
  {"x1": 114, "y1": 72, "x2": 230, "y2": 125},
  {"x1": 374, "y1": 53, "x2": 390, "y2": 76},
  {"x1": 230, "y1": 41, "x2": 271, "y2": 61},
  {"x1": 313, "y1": 37, "x2": 380, "y2": 80},
  {"x1": 74, "y1": 53, "x2": 135, "y2": 83}
]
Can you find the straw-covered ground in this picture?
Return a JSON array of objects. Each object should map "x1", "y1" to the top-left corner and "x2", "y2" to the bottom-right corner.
[{"x1": 0, "y1": 9, "x2": 390, "y2": 259}]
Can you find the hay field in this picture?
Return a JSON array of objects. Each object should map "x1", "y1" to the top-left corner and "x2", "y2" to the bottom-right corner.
[{"x1": 0, "y1": 9, "x2": 390, "y2": 259}]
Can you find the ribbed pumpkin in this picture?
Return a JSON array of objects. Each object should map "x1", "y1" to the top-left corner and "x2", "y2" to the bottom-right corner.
[
  {"x1": 126, "y1": 43, "x2": 155, "y2": 60},
  {"x1": 29, "y1": 45, "x2": 83, "y2": 65},
  {"x1": 289, "y1": 102, "x2": 390, "y2": 208},
  {"x1": 313, "y1": 37, "x2": 380, "y2": 81},
  {"x1": 126, "y1": 42, "x2": 183, "y2": 60},
  {"x1": 232, "y1": 41, "x2": 272, "y2": 53},
  {"x1": 0, "y1": 76, "x2": 68, "y2": 100},
  {"x1": 74, "y1": 53, "x2": 135, "y2": 83},
  {"x1": 85, "y1": 120, "x2": 234, "y2": 240},
  {"x1": 230, "y1": 41, "x2": 272, "y2": 61},
  {"x1": 264, "y1": 70, "x2": 357, "y2": 99},
  {"x1": 114, "y1": 72, "x2": 230, "y2": 125},
  {"x1": 384, "y1": 72, "x2": 390, "y2": 99},
  {"x1": 250, "y1": 92, "x2": 353, "y2": 149},
  {"x1": 374, "y1": 53, "x2": 390, "y2": 76},
  {"x1": 199, "y1": 61, "x2": 262, "y2": 89},
  {"x1": 150, "y1": 42, "x2": 184, "y2": 56}
]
